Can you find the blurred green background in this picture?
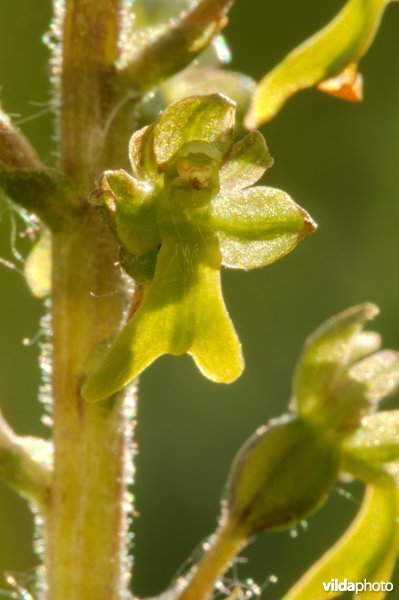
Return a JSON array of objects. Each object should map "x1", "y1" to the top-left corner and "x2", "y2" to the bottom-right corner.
[{"x1": 1, "y1": 1, "x2": 399, "y2": 598}]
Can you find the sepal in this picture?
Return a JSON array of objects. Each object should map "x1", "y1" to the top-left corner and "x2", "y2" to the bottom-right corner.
[
  {"x1": 208, "y1": 187, "x2": 316, "y2": 269},
  {"x1": 152, "y1": 94, "x2": 235, "y2": 168},
  {"x1": 103, "y1": 169, "x2": 160, "y2": 255},
  {"x1": 219, "y1": 131, "x2": 273, "y2": 192}
]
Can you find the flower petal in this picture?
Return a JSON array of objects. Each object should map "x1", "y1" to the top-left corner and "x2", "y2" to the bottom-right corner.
[
  {"x1": 129, "y1": 124, "x2": 161, "y2": 186},
  {"x1": 342, "y1": 411, "x2": 399, "y2": 466},
  {"x1": 219, "y1": 131, "x2": 273, "y2": 192},
  {"x1": 326, "y1": 350, "x2": 399, "y2": 430},
  {"x1": 206, "y1": 186, "x2": 315, "y2": 269},
  {"x1": 348, "y1": 350, "x2": 399, "y2": 404},
  {"x1": 104, "y1": 169, "x2": 160, "y2": 255},
  {"x1": 82, "y1": 227, "x2": 243, "y2": 402},
  {"x1": 153, "y1": 94, "x2": 235, "y2": 168}
]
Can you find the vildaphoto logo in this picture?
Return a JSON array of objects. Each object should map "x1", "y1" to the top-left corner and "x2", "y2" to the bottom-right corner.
[{"x1": 322, "y1": 579, "x2": 394, "y2": 594}]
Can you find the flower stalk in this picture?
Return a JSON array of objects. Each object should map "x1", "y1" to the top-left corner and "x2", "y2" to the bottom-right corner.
[
  {"x1": 178, "y1": 519, "x2": 246, "y2": 600},
  {"x1": 0, "y1": 411, "x2": 51, "y2": 508},
  {"x1": 118, "y1": 0, "x2": 233, "y2": 92}
]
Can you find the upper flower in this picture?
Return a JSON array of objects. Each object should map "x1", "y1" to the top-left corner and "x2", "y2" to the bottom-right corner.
[{"x1": 83, "y1": 94, "x2": 316, "y2": 402}]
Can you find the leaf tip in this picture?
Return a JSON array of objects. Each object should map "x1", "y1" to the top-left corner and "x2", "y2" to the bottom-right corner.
[
  {"x1": 298, "y1": 210, "x2": 318, "y2": 241},
  {"x1": 317, "y1": 64, "x2": 364, "y2": 103}
]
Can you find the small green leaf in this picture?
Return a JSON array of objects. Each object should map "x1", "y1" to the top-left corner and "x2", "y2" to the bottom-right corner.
[
  {"x1": 104, "y1": 170, "x2": 160, "y2": 255},
  {"x1": 226, "y1": 417, "x2": 339, "y2": 536},
  {"x1": 153, "y1": 94, "x2": 235, "y2": 168},
  {"x1": 283, "y1": 483, "x2": 397, "y2": 600},
  {"x1": 342, "y1": 411, "x2": 399, "y2": 465},
  {"x1": 220, "y1": 131, "x2": 273, "y2": 192},
  {"x1": 83, "y1": 226, "x2": 243, "y2": 402},
  {"x1": 207, "y1": 187, "x2": 316, "y2": 269},
  {"x1": 293, "y1": 303, "x2": 380, "y2": 426},
  {"x1": 246, "y1": 0, "x2": 392, "y2": 127}
]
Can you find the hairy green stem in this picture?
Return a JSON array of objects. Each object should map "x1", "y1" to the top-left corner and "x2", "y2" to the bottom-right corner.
[
  {"x1": 118, "y1": 0, "x2": 233, "y2": 92},
  {"x1": 178, "y1": 520, "x2": 246, "y2": 600},
  {"x1": 58, "y1": 0, "x2": 122, "y2": 188},
  {"x1": 47, "y1": 221, "x2": 133, "y2": 599},
  {"x1": 45, "y1": 1, "x2": 135, "y2": 598}
]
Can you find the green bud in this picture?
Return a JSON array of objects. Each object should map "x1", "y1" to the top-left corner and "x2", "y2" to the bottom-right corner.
[
  {"x1": 225, "y1": 417, "x2": 340, "y2": 536},
  {"x1": 293, "y1": 304, "x2": 399, "y2": 435},
  {"x1": 293, "y1": 304, "x2": 380, "y2": 430}
]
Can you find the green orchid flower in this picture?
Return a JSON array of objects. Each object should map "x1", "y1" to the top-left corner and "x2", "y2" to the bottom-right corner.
[
  {"x1": 83, "y1": 94, "x2": 315, "y2": 402},
  {"x1": 177, "y1": 305, "x2": 399, "y2": 600},
  {"x1": 226, "y1": 303, "x2": 399, "y2": 539}
]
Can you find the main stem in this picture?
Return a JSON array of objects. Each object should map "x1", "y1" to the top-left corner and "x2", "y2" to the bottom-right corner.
[{"x1": 45, "y1": 1, "x2": 134, "y2": 598}]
